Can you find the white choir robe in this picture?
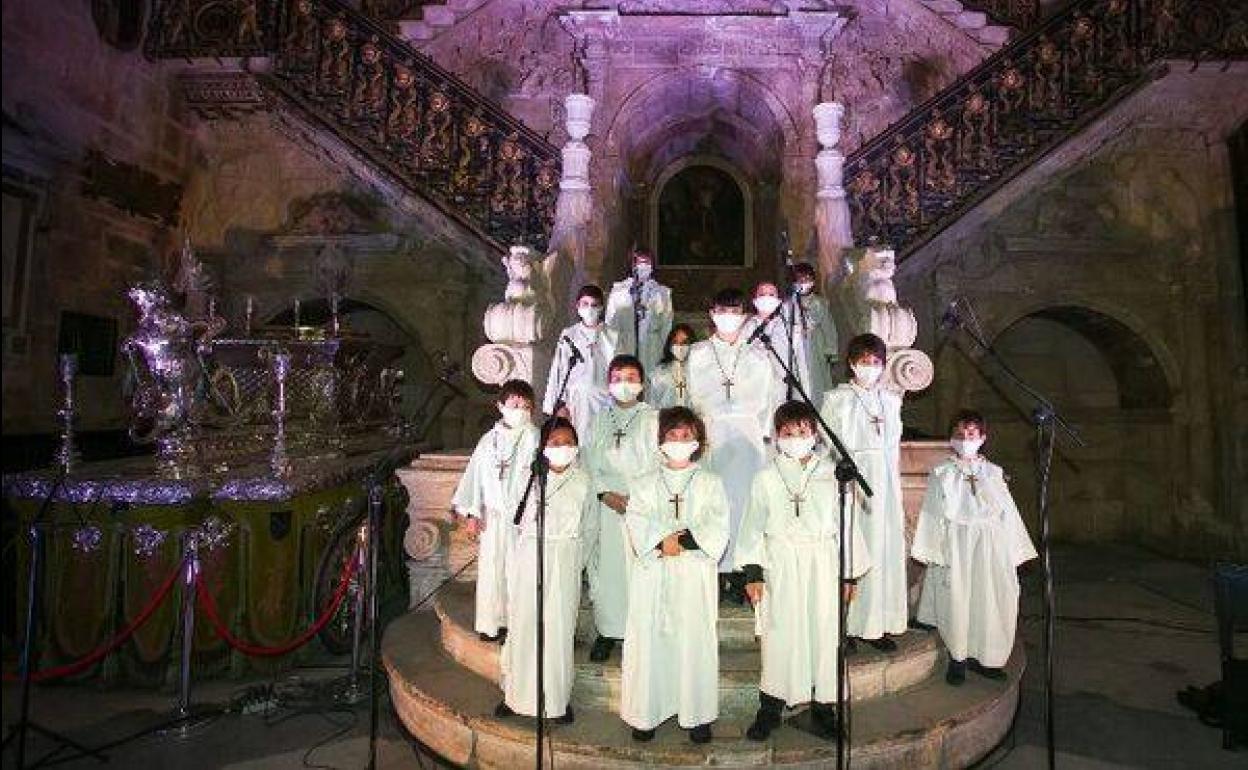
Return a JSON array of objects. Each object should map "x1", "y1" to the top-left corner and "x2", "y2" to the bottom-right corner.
[
  {"x1": 648, "y1": 360, "x2": 690, "y2": 409},
  {"x1": 500, "y1": 463, "x2": 597, "y2": 718},
  {"x1": 583, "y1": 402, "x2": 661, "y2": 639},
  {"x1": 796, "y1": 293, "x2": 840, "y2": 397},
  {"x1": 620, "y1": 465, "x2": 730, "y2": 730},
  {"x1": 912, "y1": 457, "x2": 1037, "y2": 668},
  {"x1": 543, "y1": 322, "x2": 617, "y2": 438},
  {"x1": 819, "y1": 383, "x2": 908, "y2": 639},
  {"x1": 741, "y1": 307, "x2": 813, "y2": 414},
  {"x1": 687, "y1": 335, "x2": 777, "y2": 571},
  {"x1": 734, "y1": 454, "x2": 872, "y2": 705},
  {"x1": 451, "y1": 421, "x2": 541, "y2": 636},
  {"x1": 606, "y1": 277, "x2": 674, "y2": 374}
]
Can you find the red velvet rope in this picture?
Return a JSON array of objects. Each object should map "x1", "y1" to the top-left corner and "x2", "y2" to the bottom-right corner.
[
  {"x1": 2, "y1": 563, "x2": 184, "y2": 683},
  {"x1": 196, "y1": 547, "x2": 358, "y2": 657}
]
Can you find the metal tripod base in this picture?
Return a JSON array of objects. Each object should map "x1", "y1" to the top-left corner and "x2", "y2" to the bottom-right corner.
[
  {"x1": 2, "y1": 721, "x2": 108, "y2": 768},
  {"x1": 151, "y1": 705, "x2": 223, "y2": 740}
]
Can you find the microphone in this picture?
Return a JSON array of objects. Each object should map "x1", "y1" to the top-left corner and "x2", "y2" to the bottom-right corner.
[
  {"x1": 747, "y1": 303, "x2": 785, "y2": 345},
  {"x1": 939, "y1": 298, "x2": 963, "y2": 333},
  {"x1": 561, "y1": 335, "x2": 585, "y2": 365}
]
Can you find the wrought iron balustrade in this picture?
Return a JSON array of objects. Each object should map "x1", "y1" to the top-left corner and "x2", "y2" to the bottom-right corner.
[
  {"x1": 845, "y1": 0, "x2": 1247, "y2": 259},
  {"x1": 146, "y1": 0, "x2": 560, "y2": 253}
]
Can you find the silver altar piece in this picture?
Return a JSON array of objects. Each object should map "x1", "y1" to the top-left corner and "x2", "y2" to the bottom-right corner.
[
  {"x1": 54, "y1": 353, "x2": 81, "y2": 474},
  {"x1": 132, "y1": 523, "x2": 168, "y2": 559},
  {"x1": 71, "y1": 525, "x2": 103, "y2": 554},
  {"x1": 243, "y1": 295, "x2": 255, "y2": 337},
  {"x1": 122, "y1": 282, "x2": 200, "y2": 476},
  {"x1": 269, "y1": 347, "x2": 294, "y2": 477}
]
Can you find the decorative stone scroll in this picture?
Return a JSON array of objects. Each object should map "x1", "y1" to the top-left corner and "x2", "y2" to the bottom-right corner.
[{"x1": 838, "y1": 244, "x2": 933, "y2": 394}]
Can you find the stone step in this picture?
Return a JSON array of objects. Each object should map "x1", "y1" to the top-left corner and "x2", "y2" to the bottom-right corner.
[
  {"x1": 420, "y1": 5, "x2": 457, "y2": 27},
  {"x1": 973, "y1": 25, "x2": 1013, "y2": 46},
  {"x1": 954, "y1": 10, "x2": 989, "y2": 29},
  {"x1": 384, "y1": 607, "x2": 1024, "y2": 768},
  {"x1": 922, "y1": 0, "x2": 966, "y2": 14},
  {"x1": 433, "y1": 581, "x2": 942, "y2": 717},
  {"x1": 396, "y1": 20, "x2": 434, "y2": 42}
]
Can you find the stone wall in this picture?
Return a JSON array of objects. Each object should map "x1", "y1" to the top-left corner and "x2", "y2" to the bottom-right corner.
[
  {"x1": 417, "y1": 0, "x2": 992, "y2": 300},
  {"x1": 2, "y1": 0, "x2": 197, "y2": 433},
  {"x1": 896, "y1": 68, "x2": 1248, "y2": 559}
]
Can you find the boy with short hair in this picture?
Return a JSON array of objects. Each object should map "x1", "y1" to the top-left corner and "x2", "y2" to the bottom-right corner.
[
  {"x1": 686, "y1": 288, "x2": 777, "y2": 594},
  {"x1": 620, "y1": 407, "x2": 729, "y2": 744},
  {"x1": 452, "y1": 379, "x2": 541, "y2": 642},
  {"x1": 913, "y1": 410, "x2": 1037, "y2": 685},
  {"x1": 584, "y1": 354, "x2": 660, "y2": 662},
  {"x1": 736, "y1": 401, "x2": 872, "y2": 741},
  {"x1": 544, "y1": 284, "x2": 617, "y2": 438},
  {"x1": 818, "y1": 333, "x2": 908, "y2": 651},
  {"x1": 496, "y1": 417, "x2": 595, "y2": 723}
]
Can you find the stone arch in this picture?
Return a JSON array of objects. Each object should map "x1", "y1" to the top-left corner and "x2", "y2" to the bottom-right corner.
[{"x1": 648, "y1": 155, "x2": 755, "y2": 269}]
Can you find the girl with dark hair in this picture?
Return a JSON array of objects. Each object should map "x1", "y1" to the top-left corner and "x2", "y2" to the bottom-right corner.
[{"x1": 649, "y1": 323, "x2": 697, "y2": 408}]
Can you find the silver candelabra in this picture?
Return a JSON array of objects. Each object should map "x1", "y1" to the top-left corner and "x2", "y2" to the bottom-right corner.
[{"x1": 54, "y1": 353, "x2": 81, "y2": 473}]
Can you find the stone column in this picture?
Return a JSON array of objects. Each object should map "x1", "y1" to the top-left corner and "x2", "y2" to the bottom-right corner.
[
  {"x1": 548, "y1": 93, "x2": 596, "y2": 325},
  {"x1": 813, "y1": 102, "x2": 853, "y2": 290}
]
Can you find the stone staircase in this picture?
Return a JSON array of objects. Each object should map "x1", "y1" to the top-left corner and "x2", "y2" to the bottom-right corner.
[
  {"x1": 383, "y1": 579, "x2": 1023, "y2": 768},
  {"x1": 917, "y1": 0, "x2": 1016, "y2": 47},
  {"x1": 395, "y1": 0, "x2": 494, "y2": 44},
  {"x1": 845, "y1": 0, "x2": 1248, "y2": 259}
]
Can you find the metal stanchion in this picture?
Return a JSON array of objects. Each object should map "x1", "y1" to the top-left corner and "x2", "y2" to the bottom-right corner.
[
  {"x1": 336, "y1": 522, "x2": 370, "y2": 705},
  {"x1": 155, "y1": 531, "x2": 221, "y2": 738}
]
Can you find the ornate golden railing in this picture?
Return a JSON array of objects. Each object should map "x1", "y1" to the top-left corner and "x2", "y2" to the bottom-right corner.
[
  {"x1": 845, "y1": 0, "x2": 1248, "y2": 258},
  {"x1": 146, "y1": 0, "x2": 560, "y2": 252}
]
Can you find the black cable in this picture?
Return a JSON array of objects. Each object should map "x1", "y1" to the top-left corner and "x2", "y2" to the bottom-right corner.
[{"x1": 300, "y1": 709, "x2": 357, "y2": 770}]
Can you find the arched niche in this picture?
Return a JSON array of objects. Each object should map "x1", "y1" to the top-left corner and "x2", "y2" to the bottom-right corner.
[
  {"x1": 938, "y1": 304, "x2": 1175, "y2": 548},
  {"x1": 648, "y1": 156, "x2": 754, "y2": 270}
]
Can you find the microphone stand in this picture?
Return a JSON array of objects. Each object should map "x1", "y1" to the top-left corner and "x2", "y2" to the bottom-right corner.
[
  {"x1": 629, "y1": 271, "x2": 644, "y2": 360},
  {"x1": 751, "y1": 326, "x2": 872, "y2": 770},
  {"x1": 512, "y1": 346, "x2": 579, "y2": 770},
  {"x1": 947, "y1": 306, "x2": 1084, "y2": 770}
]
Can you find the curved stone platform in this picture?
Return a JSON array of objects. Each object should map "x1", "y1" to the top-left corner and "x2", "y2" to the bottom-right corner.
[
  {"x1": 432, "y1": 582, "x2": 942, "y2": 717},
  {"x1": 385, "y1": 581, "x2": 1023, "y2": 769}
]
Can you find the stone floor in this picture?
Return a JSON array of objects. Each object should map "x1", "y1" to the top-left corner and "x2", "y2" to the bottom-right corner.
[{"x1": 0, "y1": 543, "x2": 1240, "y2": 769}]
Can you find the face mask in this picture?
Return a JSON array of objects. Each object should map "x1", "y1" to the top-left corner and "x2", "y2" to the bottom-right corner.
[
  {"x1": 578, "y1": 305, "x2": 601, "y2": 325},
  {"x1": 852, "y1": 363, "x2": 884, "y2": 388},
  {"x1": 609, "y1": 381, "x2": 643, "y2": 403},
  {"x1": 796, "y1": 281, "x2": 816, "y2": 296},
  {"x1": 712, "y1": 313, "x2": 746, "y2": 336},
  {"x1": 659, "y1": 440, "x2": 699, "y2": 463},
  {"x1": 499, "y1": 405, "x2": 530, "y2": 428},
  {"x1": 753, "y1": 296, "x2": 782, "y2": 316},
  {"x1": 670, "y1": 344, "x2": 690, "y2": 362},
  {"x1": 543, "y1": 445, "x2": 579, "y2": 468},
  {"x1": 634, "y1": 264, "x2": 653, "y2": 281},
  {"x1": 950, "y1": 438, "x2": 985, "y2": 459},
  {"x1": 777, "y1": 435, "x2": 818, "y2": 459}
]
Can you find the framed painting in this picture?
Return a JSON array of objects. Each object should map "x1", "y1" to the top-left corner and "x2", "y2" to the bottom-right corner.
[{"x1": 649, "y1": 157, "x2": 753, "y2": 269}]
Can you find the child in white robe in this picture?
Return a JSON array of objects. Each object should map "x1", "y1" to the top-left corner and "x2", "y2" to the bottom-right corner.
[
  {"x1": 452, "y1": 379, "x2": 541, "y2": 641},
  {"x1": 496, "y1": 418, "x2": 596, "y2": 722},
  {"x1": 912, "y1": 410, "x2": 1037, "y2": 684},
  {"x1": 819, "y1": 333, "x2": 908, "y2": 652},
  {"x1": 605, "y1": 249, "x2": 674, "y2": 375},
  {"x1": 741, "y1": 281, "x2": 811, "y2": 415},
  {"x1": 544, "y1": 284, "x2": 617, "y2": 438},
  {"x1": 584, "y1": 354, "x2": 660, "y2": 662},
  {"x1": 792, "y1": 262, "x2": 840, "y2": 397},
  {"x1": 736, "y1": 401, "x2": 872, "y2": 741},
  {"x1": 620, "y1": 407, "x2": 729, "y2": 744},
  {"x1": 648, "y1": 323, "x2": 697, "y2": 409},
  {"x1": 687, "y1": 288, "x2": 777, "y2": 596}
]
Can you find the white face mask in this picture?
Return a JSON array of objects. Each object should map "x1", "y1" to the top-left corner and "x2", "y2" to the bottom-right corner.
[
  {"x1": 753, "y1": 296, "x2": 782, "y2": 316},
  {"x1": 950, "y1": 437, "x2": 985, "y2": 459},
  {"x1": 634, "y1": 264, "x2": 653, "y2": 281},
  {"x1": 777, "y1": 435, "x2": 818, "y2": 460},
  {"x1": 852, "y1": 363, "x2": 884, "y2": 388},
  {"x1": 796, "y1": 281, "x2": 816, "y2": 296},
  {"x1": 499, "y1": 405, "x2": 531, "y2": 428},
  {"x1": 670, "y1": 344, "x2": 691, "y2": 362},
  {"x1": 660, "y1": 440, "x2": 699, "y2": 463},
  {"x1": 712, "y1": 313, "x2": 746, "y2": 336},
  {"x1": 609, "y1": 381, "x2": 643, "y2": 403},
  {"x1": 543, "y1": 445, "x2": 579, "y2": 468},
  {"x1": 578, "y1": 305, "x2": 602, "y2": 325}
]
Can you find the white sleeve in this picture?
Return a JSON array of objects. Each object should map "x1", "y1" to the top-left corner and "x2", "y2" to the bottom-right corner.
[
  {"x1": 733, "y1": 473, "x2": 770, "y2": 571},
  {"x1": 911, "y1": 473, "x2": 947, "y2": 566}
]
